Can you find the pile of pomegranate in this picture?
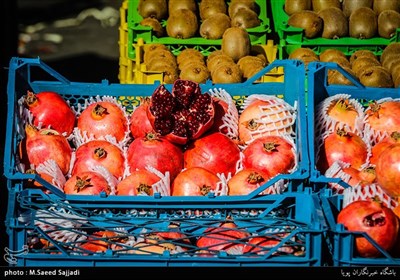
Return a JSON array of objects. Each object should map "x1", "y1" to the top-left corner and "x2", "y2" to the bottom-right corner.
[
  {"x1": 18, "y1": 79, "x2": 298, "y2": 197},
  {"x1": 315, "y1": 93, "x2": 400, "y2": 258}
]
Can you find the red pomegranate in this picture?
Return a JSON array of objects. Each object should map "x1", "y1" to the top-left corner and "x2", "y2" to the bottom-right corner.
[
  {"x1": 242, "y1": 135, "x2": 296, "y2": 178},
  {"x1": 171, "y1": 167, "x2": 220, "y2": 196},
  {"x1": 325, "y1": 98, "x2": 361, "y2": 132},
  {"x1": 375, "y1": 144, "x2": 400, "y2": 197},
  {"x1": 184, "y1": 132, "x2": 241, "y2": 177},
  {"x1": 238, "y1": 98, "x2": 295, "y2": 144},
  {"x1": 196, "y1": 221, "x2": 250, "y2": 254},
  {"x1": 147, "y1": 80, "x2": 215, "y2": 145},
  {"x1": 130, "y1": 234, "x2": 182, "y2": 255},
  {"x1": 129, "y1": 97, "x2": 153, "y2": 139},
  {"x1": 337, "y1": 200, "x2": 399, "y2": 258},
  {"x1": 317, "y1": 128, "x2": 368, "y2": 173},
  {"x1": 24, "y1": 91, "x2": 76, "y2": 135},
  {"x1": 77, "y1": 101, "x2": 128, "y2": 142},
  {"x1": 366, "y1": 101, "x2": 400, "y2": 137},
  {"x1": 209, "y1": 97, "x2": 236, "y2": 136},
  {"x1": 25, "y1": 125, "x2": 72, "y2": 175},
  {"x1": 228, "y1": 169, "x2": 270, "y2": 195},
  {"x1": 64, "y1": 171, "x2": 111, "y2": 195},
  {"x1": 116, "y1": 170, "x2": 161, "y2": 196},
  {"x1": 127, "y1": 132, "x2": 183, "y2": 181},
  {"x1": 370, "y1": 131, "x2": 400, "y2": 165},
  {"x1": 71, "y1": 140, "x2": 125, "y2": 180},
  {"x1": 343, "y1": 166, "x2": 377, "y2": 187},
  {"x1": 243, "y1": 236, "x2": 294, "y2": 255},
  {"x1": 80, "y1": 231, "x2": 121, "y2": 253}
]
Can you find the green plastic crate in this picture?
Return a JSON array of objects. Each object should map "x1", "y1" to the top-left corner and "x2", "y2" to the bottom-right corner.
[
  {"x1": 127, "y1": 0, "x2": 271, "y2": 59},
  {"x1": 271, "y1": 0, "x2": 400, "y2": 59}
]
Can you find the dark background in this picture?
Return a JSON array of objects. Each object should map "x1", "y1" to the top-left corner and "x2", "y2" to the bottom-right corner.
[{"x1": 0, "y1": 0, "x2": 123, "y2": 266}]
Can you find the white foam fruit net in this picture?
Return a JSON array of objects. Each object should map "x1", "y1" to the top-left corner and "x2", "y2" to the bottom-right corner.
[
  {"x1": 35, "y1": 159, "x2": 67, "y2": 191},
  {"x1": 343, "y1": 184, "x2": 399, "y2": 210}
]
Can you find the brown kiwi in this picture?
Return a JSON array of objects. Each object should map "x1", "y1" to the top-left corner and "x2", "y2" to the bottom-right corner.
[
  {"x1": 199, "y1": 0, "x2": 227, "y2": 20},
  {"x1": 349, "y1": 7, "x2": 377, "y2": 39},
  {"x1": 221, "y1": 27, "x2": 251, "y2": 62},
  {"x1": 378, "y1": 10, "x2": 400, "y2": 38},
  {"x1": 166, "y1": 9, "x2": 198, "y2": 39},
  {"x1": 138, "y1": 0, "x2": 168, "y2": 20},
  {"x1": 231, "y1": 8, "x2": 261, "y2": 29},
  {"x1": 352, "y1": 57, "x2": 381, "y2": 77},
  {"x1": 149, "y1": 64, "x2": 179, "y2": 84},
  {"x1": 289, "y1": 48, "x2": 319, "y2": 61},
  {"x1": 358, "y1": 66, "x2": 394, "y2": 87},
  {"x1": 391, "y1": 62, "x2": 400, "y2": 80},
  {"x1": 211, "y1": 62, "x2": 243, "y2": 84},
  {"x1": 207, "y1": 50, "x2": 224, "y2": 64},
  {"x1": 318, "y1": 7, "x2": 348, "y2": 39},
  {"x1": 319, "y1": 49, "x2": 347, "y2": 62},
  {"x1": 168, "y1": 0, "x2": 197, "y2": 14},
  {"x1": 237, "y1": 56, "x2": 266, "y2": 79},
  {"x1": 328, "y1": 67, "x2": 358, "y2": 85},
  {"x1": 287, "y1": 11, "x2": 323, "y2": 38},
  {"x1": 342, "y1": 0, "x2": 373, "y2": 17},
  {"x1": 284, "y1": 0, "x2": 312, "y2": 15},
  {"x1": 200, "y1": 13, "x2": 231, "y2": 39},
  {"x1": 139, "y1": 17, "x2": 165, "y2": 38},
  {"x1": 394, "y1": 74, "x2": 400, "y2": 87},
  {"x1": 207, "y1": 54, "x2": 235, "y2": 74},
  {"x1": 146, "y1": 49, "x2": 177, "y2": 68},
  {"x1": 381, "y1": 42, "x2": 400, "y2": 63},
  {"x1": 245, "y1": 65, "x2": 265, "y2": 80},
  {"x1": 143, "y1": 44, "x2": 169, "y2": 64},
  {"x1": 349, "y1": 49, "x2": 378, "y2": 65},
  {"x1": 373, "y1": 0, "x2": 400, "y2": 15},
  {"x1": 382, "y1": 55, "x2": 400, "y2": 73},
  {"x1": 177, "y1": 49, "x2": 205, "y2": 67},
  {"x1": 229, "y1": 0, "x2": 259, "y2": 17},
  {"x1": 179, "y1": 62, "x2": 210, "y2": 83},
  {"x1": 325, "y1": 56, "x2": 351, "y2": 69},
  {"x1": 312, "y1": 0, "x2": 341, "y2": 13}
]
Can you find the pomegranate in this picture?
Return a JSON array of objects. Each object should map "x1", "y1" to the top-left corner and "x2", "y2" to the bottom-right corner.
[
  {"x1": 77, "y1": 101, "x2": 128, "y2": 142},
  {"x1": 228, "y1": 169, "x2": 270, "y2": 195},
  {"x1": 80, "y1": 231, "x2": 122, "y2": 253},
  {"x1": 130, "y1": 234, "x2": 181, "y2": 255},
  {"x1": 370, "y1": 131, "x2": 400, "y2": 165},
  {"x1": 156, "y1": 223, "x2": 191, "y2": 247},
  {"x1": 127, "y1": 132, "x2": 184, "y2": 181},
  {"x1": 64, "y1": 171, "x2": 111, "y2": 195},
  {"x1": 184, "y1": 132, "x2": 241, "y2": 177},
  {"x1": 324, "y1": 97, "x2": 362, "y2": 133},
  {"x1": 25, "y1": 125, "x2": 72, "y2": 175},
  {"x1": 375, "y1": 143, "x2": 400, "y2": 197},
  {"x1": 25, "y1": 168, "x2": 55, "y2": 189},
  {"x1": 242, "y1": 135, "x2": 296, "y2": 178},
  {"x1": 147, "y1": 79, "x2": 215, "y2": 145},
  {"x1": 343, "y1": 166, "x2": 377, "y2": 187},
  {"x1": 116, "y1": 170, "x2": 160, "y2": 196},
  {"x1": 71, "y1": 140, "x2": 125, "y2": 180},
  {"x1": 209, "y1": 97, "x2": 233, "y2": 135},
  {"x1": 24, "y1": 91, "x2": 76, "y2": 135},
  {"x1": 129, "y1": 97, "x2": 153, "y2": 139},
  {"x1": 238, "y1": 98, "x2": 295, "y2": 145},
  {"x1": 366, "y1": 100, "x2": 400, "y2": 141},
  {"x1": 317, "y1": 128, "x2": 368, "y2": 173},
  {"x1": 196, "y1": 221, "x2": 250, "y2": 254},
  {"x1": 243, "y1": 236, "x2": 295, "y2": 255},
  {"x1": 171, "y1": 167, "x2": 220, "y2": 196},
  {"x1": 337, "y1": 200, "x2": 399, "y2": 258}
]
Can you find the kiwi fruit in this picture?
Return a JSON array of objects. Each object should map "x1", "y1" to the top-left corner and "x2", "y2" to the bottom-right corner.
[
  {"x1": 199, "y1": 0, "x2": 227, "y2": 20},
  {"x1": 289, "y1": 48, "x2": 319, "y2": 61},
  {"x1": 318, "y1": 7, "x2": 348, "y2": 39},
  {"x1": 382, "y1": 55, "x2": 400, "y2": 73},
  {"x1": 148, "y1": 63, "x2": 179, "y2": 84},
  {"x1": 207, "y1": 50, "x2": 224, "y2": 63},
  {"x1": 177, "y1": 48, "x2": 205, "y2": 68},
  {"x1": 328, "y1": 67, "x2": 358, "y2": 86},
  {"x1": 138, "y1": 0, "x2": 168, "y2": 20},
  {"x1": 394, "y1": 74, "x2": 400, "y2": 87},
  {"x1": 349, "y1": 49, "x2": 378, "y2": 65},
  {"x1": 221, "y1": 27, "x2": 251, "y2": 62},
  {"x1": 381, "y1": 43, "x2": 400, "y2": 63},
  {"x1": 207, "y1": 54, "x2": 235, "y2": 74},
  {"x1": 349, "y1": 7, "x2": 377, "y2": 39},
  {"x1": 168, "y1": 0, "x2": 197, "y2": 15},
  {"x1": 373, "y1": 0, "x2": 400, "y2": 15},
  {"x1": 342, "y1": 0, "x2": 373, "y2": 17},
  {"x1": 352, "y1": 57, "x2": 381, "y2": 77},
  {"x1": 180, "y1": 62, "x2": 210, "y2": 83},
  {"x1": 391, "y1": 62, "x2": 400, "y2": 80},
  {"x1": 359, "y1": 66, "x2": 394, "y2": 87},
  {"x1": 284, "y1": 0, "x2": 312, "y2": 15},
  {"x1": 139, "y1": 17, "x2": 165, "y2": 38},
  {"x1": 319, "y1": 49, "x2": 347, "y2": 62},
  {"x1": 288, "y1": 11, "x2": 323, "y2": 38},
  {"x1": 143, "y1": 44, "x2": 168, "y2": 64},
  {"x1": 166, "y1": 9, "x2": 198, "y2": 39},
  {"x1": 146, "y1": 49, "x2": 177, "y2": 68},
  {"x1": 229, "y1": 0, "x2": 259, "y2": 17},
  {"x1": 231, "y1": 8, "x2": 261, "y2": 29},
  {"x1": 237, "y1": 56, "x2": 266, "y2": 79},
  {"x1": 378, "y1": 10, "x2": 400, "y2": 38},
  {"x1": 200, "y1": 13, "x2": 231, "y2": 39},
  {"x1": 211, "y1": 62, "x2": 243, "y2": 84},
  {"x1": 312, "y1": 0, "x2": 341, "y2": 13},
  {"x1": 326, "y1": 56, "x2": 351, "y2": 69}
]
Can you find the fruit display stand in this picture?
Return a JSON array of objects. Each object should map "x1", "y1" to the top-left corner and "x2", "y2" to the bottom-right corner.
[
  {"x1": 126, "y1": 0, "x2": 270, "y2": 60},
  {"x1": 271, "y1": 0, "x2": 399, "y2": 58}
]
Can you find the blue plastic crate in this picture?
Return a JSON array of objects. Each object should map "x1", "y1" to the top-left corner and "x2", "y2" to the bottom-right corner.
[
  {"x1": 4, "y1": 57, "x2": 308, "y2": 204},
  {"x1": 5, "y1": 187, "x2": 327, "y2": 267},
  {"x1": 307, "y1": 61, "x2": 400, "y2": 185},
  {"x1": 319, "y1": 190, "x2": 400, "y2": 266}
]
